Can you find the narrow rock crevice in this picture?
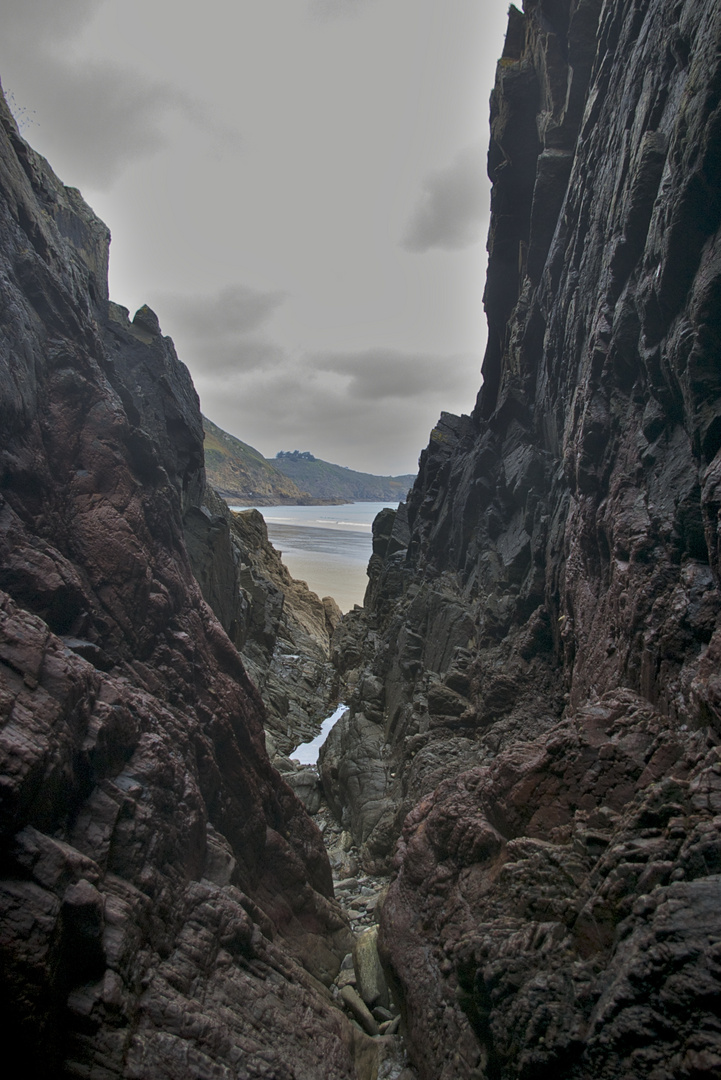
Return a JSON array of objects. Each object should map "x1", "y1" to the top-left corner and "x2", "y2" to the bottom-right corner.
[{"x1": 2, "y1": 1, "x2": 721, "y2": 1077}]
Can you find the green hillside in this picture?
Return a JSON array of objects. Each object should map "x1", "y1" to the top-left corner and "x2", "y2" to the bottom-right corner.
[
  {"x1": 270, "y1": 450, "x2": 415, "y2": 502},
  {"x1": 202, "y1": 418, "x2": 415, "y2": 504},
  {"x1": 202, "y1": 417, "x2": 314, "y2": 504}
]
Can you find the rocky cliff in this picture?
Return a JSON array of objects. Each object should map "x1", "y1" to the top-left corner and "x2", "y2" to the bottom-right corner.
[
  {"x1": 0, "y1": 86, "x2": 389, "y2": 1079},
  {"x1": 184, "y1": 485, "x2": 342, "y2": 755},
  {"x1": 325, "y1": 2, "x2": 721, "y2": 1077}
]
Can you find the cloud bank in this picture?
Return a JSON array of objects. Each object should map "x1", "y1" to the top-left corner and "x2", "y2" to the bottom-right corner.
[
  {"x1": 152, "y1": 287, "x2": 480, "y2": 472},
  {"x1": 309, "y1": 348, "x2": 464, "y2": 400},
  {"x1": 402, "y1": 144, "x2": 486, "y2": 252},
  {"x1": 160, "y1": 285, "x2": 286, "y2": 341},
  {"x1": 187, "y1": 338, "x2": 480, "y2": 475},
  {"x1": 308, "y1": 0, "x2": 376, "y2": 21},
  {"x1": 0, "y1": 0, "x2": 230, "y2": 188},
  {"x1": 156, "y1": 285, "x2": 287, "y2": 375}
]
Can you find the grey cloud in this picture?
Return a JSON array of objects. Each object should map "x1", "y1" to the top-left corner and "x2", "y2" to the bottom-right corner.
[
  {"x1": 26, "y1": 62, "x2": 192, "y2": 187},
  {"x1": 0, "y1": 1, "x2": 235, "y2": 188},
  {"x1": 191, "y1": 338, "x2": 286, "y2": 376},
  {"x1": 308, "y1": 0, "x2": 376, "y2": 20},
  {"x1": 402, "y1": 145, "x2": 486, "y2": 252},
  {"x1": 160, "y1": 286, "x2": 287, "y2": 340},
  {"x1": 156, "y1": 286, "x2": 287, "y2": 379},
  {"x1": 196, "y1": 346, "x2": 480, "y2": 475},
  {"x1": 200, "y1": 364, "x2": 439, "y2": 475},
  {"x1": 187, "y1": 103, "x2": 244, "y2": 158},
  {"x1": 307, "y1": 348, "x2": 475, "y2": 400},
  {"x1": 2, "y1": 0, "x2": 100, "y2": 45}
]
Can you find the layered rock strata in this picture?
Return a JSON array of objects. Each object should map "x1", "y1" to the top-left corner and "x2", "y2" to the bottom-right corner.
[
  {"x1": 184, "y1": 488, "x2": 342, "y2": 754},
  {"x1": 0, "y1": 87, "x2": 386, "y2": 1078},
  {"x1": 326, "y1": 2, "x2": 721, "y2": 1077}
]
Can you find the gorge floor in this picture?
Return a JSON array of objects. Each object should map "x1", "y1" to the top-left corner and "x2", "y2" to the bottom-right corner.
[{"x1": 271, "y1": 740, "x2": 417, "y2": 1078}]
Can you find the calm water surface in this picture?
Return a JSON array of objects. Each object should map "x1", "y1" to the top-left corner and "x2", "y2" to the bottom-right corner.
[
  {"x1": 228, "y1": 501, "x2": 399, "y2": 612},
  {"x1": 290, "y1": 704, "x2": 348, "y2": 764}
]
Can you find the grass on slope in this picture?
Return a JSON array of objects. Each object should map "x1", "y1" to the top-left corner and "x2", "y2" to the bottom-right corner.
[
  {"x1": 202, "y1": 417, "x2": 310, "y2": 504},
  {"x1": 270, "y1": 451, "x2": 415, "y2": 502}
]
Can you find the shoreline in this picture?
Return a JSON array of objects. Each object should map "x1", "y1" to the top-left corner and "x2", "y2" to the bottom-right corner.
[
  {"x1": 221, "y1": 494, "x2": 349, "y2": 507},
  {"x1": 226, "y1": 502, "x2": 398, "y2": 612}
]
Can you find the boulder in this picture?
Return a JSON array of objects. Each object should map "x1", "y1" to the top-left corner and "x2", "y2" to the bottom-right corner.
[
  {"x1": 353, "y1": 926, "x2": 389, "y2": 1011},
  {"x1": 340, "y1": 985, "x2": 380, "y2": 1037},
  {"x1": 284, "y1": 766, "x2": 323, "y2": 815}
]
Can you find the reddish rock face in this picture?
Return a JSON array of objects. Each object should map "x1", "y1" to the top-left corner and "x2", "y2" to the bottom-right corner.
[
  {"x1": 380, "y1": 691, "x2": 721, "y2": 1079},
  {"x1": 0, "y1": 92, "x2": 363, "y2": 1077}
]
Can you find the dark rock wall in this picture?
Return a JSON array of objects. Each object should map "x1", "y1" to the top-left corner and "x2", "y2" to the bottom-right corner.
[
  {"x1": 0, "y1": 90, "x2": 374, "y2": 1078},
  {"x1": 327, "y1": 2, "x2": 721, "y2": 1078},
  {"x1": 184, "y1": 488, "x2": 342, "y2": 754}
]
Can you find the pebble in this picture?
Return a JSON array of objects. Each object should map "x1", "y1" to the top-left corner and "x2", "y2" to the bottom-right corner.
[{"x1": 310, "y1": 792, "x2": 407, "y2": 1048}]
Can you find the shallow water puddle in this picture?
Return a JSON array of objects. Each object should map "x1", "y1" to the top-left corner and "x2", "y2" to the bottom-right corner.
[{"x1": 291, "y1": 703, "x2": 348, "y2": 765}]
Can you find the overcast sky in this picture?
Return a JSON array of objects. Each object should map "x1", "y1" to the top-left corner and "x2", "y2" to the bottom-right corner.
[{"x1": 1, "y1": 0, "x2": 510, "y2": 475}]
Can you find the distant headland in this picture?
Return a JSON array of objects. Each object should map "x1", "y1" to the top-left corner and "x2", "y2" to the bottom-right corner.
[{"x1": 203, "y1": 415, "x2": 415, "y2": 505}]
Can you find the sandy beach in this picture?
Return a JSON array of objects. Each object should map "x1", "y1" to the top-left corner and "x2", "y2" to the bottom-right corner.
[
  {"x1": 271, "y1": 542, "x2": 368, "y2": 612},
  {"x1": 230, "y1": 502, "x2": 398, "y2": 613}
]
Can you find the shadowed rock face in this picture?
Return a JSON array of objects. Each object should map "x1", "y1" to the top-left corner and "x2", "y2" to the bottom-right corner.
[
  {"x1": 0, "y1": 90, "x2": 374, "y2": 1078},
  {"x1": 326, "y1": 2, "x2": 721, "y2": 1077},
  {"x1": 184, "y1": 488, "x2": 342, "y2": 755}
]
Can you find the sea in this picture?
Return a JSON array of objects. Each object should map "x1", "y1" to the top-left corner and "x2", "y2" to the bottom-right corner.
[{"x1": 227, "y1": 501, "x2": 400, "y2": 613}]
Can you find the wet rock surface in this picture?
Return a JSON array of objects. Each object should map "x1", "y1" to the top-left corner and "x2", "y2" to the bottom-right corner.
[
  {"x1": 328, "y1": 2, "x2": 721, "y2": 1078},
  {"x1": 262, "y1": 733, "x2": 417, "y2": 1073},
  {"x1": 381, "y1": 692, "x2": 721, "y2": 1079},
  {"x1": 262, "y1": 723, "x2": 417, "y2": 1063},
  {"x1": 316, "y1": 794, "x2": 415, "y2": 1075},
  {"x1": 185, "y1": 486, "x2": 342, "y2": 755}
]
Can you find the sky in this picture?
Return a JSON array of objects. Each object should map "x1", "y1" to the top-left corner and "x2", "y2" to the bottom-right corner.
[{"x1": 1, "y1": 0, "x2": 511, "y2": 475}]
